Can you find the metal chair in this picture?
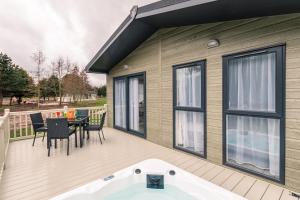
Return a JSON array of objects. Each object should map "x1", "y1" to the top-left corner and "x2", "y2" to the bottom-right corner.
[
  {"x1": 30, "y1": 113, "x2": 47, "y2": 146},
  {"x1": 84, "y1": 112, "x2": 106, "y2": 144},
  {"x1": 46, "y1": 118, "x2": 77, "y2": 156}
]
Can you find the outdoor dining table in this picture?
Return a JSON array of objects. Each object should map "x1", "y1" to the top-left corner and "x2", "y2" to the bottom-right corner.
[
  {"x1": 45, "y1": 116, "x2": 88, "y2": 148},
  {"x1": 67, "y1": 116, "x2": 88, "y2": 148}
]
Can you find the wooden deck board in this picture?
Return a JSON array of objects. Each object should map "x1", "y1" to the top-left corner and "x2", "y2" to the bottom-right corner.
[
  {"x1": 222, "y1": 172, "x2": 245, "y2": 191},
  {"x1": 185, "y1": 159, "x2": 207, "y2": 172},
  {"x1": 262, "y1": 184, "x2": 284, "y2": 200},
  {"x1": 232, "y1": 176, "x2": 256, "y2": 197},
  {"x1": 245, "y1": 180, "x2": 269, "y2": 200},
  {"x1": 211, "y1": 168, "x2": 235, "y2": 185},
  {"x1": 193, "y1": 162, "x2": 216, "y2": 177},
  {"x1": 0, "y1": 128, "x2": 297, "y2": 200},
  {"x1": 281, "y1": 189, "x2": 298, "y2": 200},
  {"x1": 202, "y1": 165, "x2": 225, "y2": 181}
]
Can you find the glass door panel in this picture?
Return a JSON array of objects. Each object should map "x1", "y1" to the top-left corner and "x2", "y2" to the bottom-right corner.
[
  {"x1": 129, "y1": 75, "x2": 145, "y2": 135},
  {"x1": 114, "y1": 79, "x2": 127, "y2": 129}
]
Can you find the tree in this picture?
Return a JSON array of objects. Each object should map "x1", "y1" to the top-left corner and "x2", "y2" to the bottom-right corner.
[
  {"x1": 97, "y1": 85, "x2": 106, "y2": 97},
  {"x1": 39, "y1": 78, "x2": 49, "y2": 101},
  {"x1": 10, "y1": 67, "x2": 35, "y2": 104},
  {"x1": 47, "y1": 75, "x2": 59, "y2": 100},
  {"x1": 25, "y1": 76, "x2": 36, "y2": 98},
  {"x1": 61, "y1": 64, "x2": 93, "y2": 102},
  {"x1": 62, "y1": 66, "x2": 81, "y2": 102},
  {"x1": 32, "y1": 50, "x2": 46, "y2": 108},
  {"x1": 0, "y1": 53, "x2": 35, "y2": 106},
  {"x1": 52, "y1": 57, "x2": 67, "y2": 105},
  {"x1": 79, "y1": 69, "x2": 90, "y2": 100},
  {"x1": 38, "y1": 75, "x2": 59, "y2": 101},
  {"x1": 0, "y1": 53, "x2": 15, "y2": 106}
]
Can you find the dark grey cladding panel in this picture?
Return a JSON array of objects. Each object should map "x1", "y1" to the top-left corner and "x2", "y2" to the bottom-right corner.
[
  {"x1": 137, "y1": 0, "x2": 193, "y2": 13},
  {"x1": 86, "y1": 0, "x2": 300, "y2": 73},
  {"x1": 139, "y1": 0, "x2": 300, "y2": 27},
  {"x1": 88, "y1": 20, "x2": 157, "y2": 73}
]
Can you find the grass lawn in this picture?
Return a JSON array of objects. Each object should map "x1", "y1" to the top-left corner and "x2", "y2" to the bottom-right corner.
[{"x1": 69, "y1": 98, "x2": 107, "y2": 108}]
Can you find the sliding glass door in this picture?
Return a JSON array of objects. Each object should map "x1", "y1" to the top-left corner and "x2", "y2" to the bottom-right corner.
[{"x1": 113, "y1": 72, "x2": 146, "y2": 137}]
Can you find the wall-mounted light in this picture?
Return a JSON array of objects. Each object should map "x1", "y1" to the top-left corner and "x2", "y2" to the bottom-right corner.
[
  {"x1": 207, "y1": 39, "x2": 220, "y2": 48},
  {"x1": 123, "y1": 65, "x2": 129, "y2": 70}
]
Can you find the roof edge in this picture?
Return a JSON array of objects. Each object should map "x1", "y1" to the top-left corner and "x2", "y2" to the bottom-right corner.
[
  {"x1": 85, "y1": 5, "x2": 139, "y2": 73},
  {"x1": 136, "y1": 0, "x2": 217, "y2": 18}
]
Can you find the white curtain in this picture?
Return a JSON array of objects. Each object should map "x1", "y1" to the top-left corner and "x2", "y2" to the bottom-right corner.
[
  {"x1": 228, "y1": 53, "x2": 276, "y2": 112},
  {"x1": 129, "y1": 78, "x2": 140, "y2": 131},
  {"x1": 227, "y1": 53, "x2": 280, "y2": 178},
  {"x1": 176, "y1": 111, "x2": 204, "y2": 154},
  {"x1": 175, "y1": 65, "x2": 204, "y2": 155},
  {"x1": 115, "y1": 79, "x2": 126, "y2": 128},
  {"x1": 227, "y1": 116, "x2": 280, "y2": 177},
  {"x1": 177, "y1": 66, "x2": 201, "y2": 107}
]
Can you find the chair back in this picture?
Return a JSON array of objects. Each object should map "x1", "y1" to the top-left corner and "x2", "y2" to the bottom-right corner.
[
  {"x1": 99, "y1": 112, "x2": 106, "y2": 129},
  {"x1": 30, "y1": 113, "x2": 44, "y2": 131},
  {"x1": 46, "y1": 118, "x2": 69, "y2": 139},
  {"x1": 76, "y1": 109, "x2": 89, "y2": 118},
  {"x1": 76, "y1": 109, "x2": 89, "y2": 124}
]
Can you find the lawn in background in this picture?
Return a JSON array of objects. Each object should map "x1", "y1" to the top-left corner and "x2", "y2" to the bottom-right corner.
[{"x1": 69, "y1": 98, "x2": 107, "y2": 108}]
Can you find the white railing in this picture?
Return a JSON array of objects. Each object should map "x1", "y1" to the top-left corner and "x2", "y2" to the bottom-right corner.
[
  {"x1": 0, "y1": 109, "x2": 10, "y2": 180},
  {"x1": 9, "y1": 105, "x2": 107, "y2": 141}
]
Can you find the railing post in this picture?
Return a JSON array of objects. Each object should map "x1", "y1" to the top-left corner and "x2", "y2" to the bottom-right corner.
[
  {"x1": 63, "y1": 106, "x2": 68, "y2": 114},
  {"x1": 4, "y1": 109, "x2": 10, "y2": 170},
  {"x1": 0, "y1": 109, "x2": 10, "y2": 179},
  {"x1": 4, "y1": 109, "x2": 10, "y2": 141},
  {"x1": 4, "y1": 109, "x2": 10, "y2": 115},
  {"x1": 104, "y1": 104, "x2": 107, "y2": 127}
]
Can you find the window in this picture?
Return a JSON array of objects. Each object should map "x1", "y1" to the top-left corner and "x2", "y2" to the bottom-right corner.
[
  {"x1": 113, "y1": 72, "x2": 146, "y2": 137},
  {"x1": 223, "y1": 45, "x2": 285, "y2": 183},
  {"x1": 173, "y1": 60, "x2": 206, "y2": 157}
]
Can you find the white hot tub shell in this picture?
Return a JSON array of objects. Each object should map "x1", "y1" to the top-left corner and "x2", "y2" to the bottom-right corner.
[{"x1": 51, "y1": 159, "x2": 246, "y2": 200}]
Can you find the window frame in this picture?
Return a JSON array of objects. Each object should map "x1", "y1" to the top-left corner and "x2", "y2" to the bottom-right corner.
[
  {"x1": 172, "y1": 60, "x2": 207, "y2": 158},
  {"x1": 113, "y1": 72, "x2": 147, "y2": 138},
  {"x1": 222, "y1": 44, "x2": 285, "y2": 184}
]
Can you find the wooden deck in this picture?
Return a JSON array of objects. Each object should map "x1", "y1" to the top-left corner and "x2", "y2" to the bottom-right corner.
[{"x1": 0, "y1": 128, "x2": 297, "y2": 200}]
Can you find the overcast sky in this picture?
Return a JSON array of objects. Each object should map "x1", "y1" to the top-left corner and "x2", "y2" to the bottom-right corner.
[{"x1": 0, "y1": 0, "x2": 156, "y2": 86}]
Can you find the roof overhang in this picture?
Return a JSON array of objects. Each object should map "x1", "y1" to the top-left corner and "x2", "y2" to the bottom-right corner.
[{"x1": 86, "y1": 0, "x2": 300, "y2": 73}]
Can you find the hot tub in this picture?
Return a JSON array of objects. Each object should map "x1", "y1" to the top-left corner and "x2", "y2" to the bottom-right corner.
[{"x1": 51, "y1": 159, "x2": 246, "y2": 200}]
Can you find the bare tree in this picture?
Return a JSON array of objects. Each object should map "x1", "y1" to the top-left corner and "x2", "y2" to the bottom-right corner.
[
  {"x1": 62, "y1": 65, "x2": 80, "y2": 102},
  {"x1": 52, "y1": 57, "x2": 67, "y2": 106},
  {"x1": 65, "y1": 57, "x2": 72, "y2": 74},
  {"x1": 32, "y1": 50, "x2": 46, "y2": 108},
  {"x1": 79, "y1": 69, "x2": 90, "y2": 101}
]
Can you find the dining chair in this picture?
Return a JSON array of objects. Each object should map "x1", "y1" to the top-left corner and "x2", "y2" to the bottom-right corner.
[
  {"x1": 84, "y1": 112, "x2": 106, "y2": 144},
  {"x1": 30, "y1": 113, "x2": 47, "y2": 146},
  {"x1": 76, "y1": 109, "x2": 89, "y2": 139},
  {"x1": 46, "y1": 118, "x2": 77, "y2": 156}
]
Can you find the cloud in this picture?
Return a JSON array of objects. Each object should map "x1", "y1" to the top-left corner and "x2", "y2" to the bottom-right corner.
[{"x1": 0, "y1": 0, "x2": 156, "y2": 86}]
